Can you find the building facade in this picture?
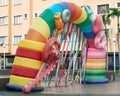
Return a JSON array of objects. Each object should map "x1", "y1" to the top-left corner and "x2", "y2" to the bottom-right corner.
[{"x1": 0, "y1": 0, "x2": 120, "y2": 67}]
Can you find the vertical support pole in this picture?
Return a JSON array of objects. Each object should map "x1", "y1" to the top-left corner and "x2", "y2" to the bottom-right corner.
[
  {"x1": 3, "y1": 44, "x2": 6, "y2": 69},
  {"x1": 113, "y1": 38, "x2": 116, "y2": 73}
]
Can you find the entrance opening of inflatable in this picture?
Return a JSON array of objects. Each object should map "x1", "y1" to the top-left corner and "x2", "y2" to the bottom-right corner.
[{"x1": 6, "y1": 2, "x2": 108, "y2": 93}]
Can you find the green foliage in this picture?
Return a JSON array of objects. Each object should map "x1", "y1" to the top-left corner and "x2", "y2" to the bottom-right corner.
[
  {"x1": 102, "y1": 8, "x2": 120, "y2": 35},
  {"x1": 102, "y1": 14, "x2": 111, "y2": 38},
  {"x1": 108, "y1": 8, "x2": 120, "y2": 33}
]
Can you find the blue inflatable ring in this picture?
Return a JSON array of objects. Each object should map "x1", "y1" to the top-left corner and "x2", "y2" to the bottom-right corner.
[{"x1": 6, "y1": 84, "x2": 44, "y2": 91}]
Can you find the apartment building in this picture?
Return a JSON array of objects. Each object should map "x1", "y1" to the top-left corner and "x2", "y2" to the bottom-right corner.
[{"x1": 0, "y1": 0, "x2": 120, "y2": 67}]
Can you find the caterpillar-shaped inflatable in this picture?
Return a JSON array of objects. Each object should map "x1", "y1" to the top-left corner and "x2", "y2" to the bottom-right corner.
[{"x1": 6, "y1": 2, "x2": 108, "y2": 93}]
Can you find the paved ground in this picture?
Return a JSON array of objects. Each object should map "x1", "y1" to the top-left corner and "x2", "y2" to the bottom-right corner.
[
  {"x1": 0, "y1": 80, "x2": 120, "y2": 96},
  {"x1": 0, "y1": 75, "x2": 120, "y2": 96}
]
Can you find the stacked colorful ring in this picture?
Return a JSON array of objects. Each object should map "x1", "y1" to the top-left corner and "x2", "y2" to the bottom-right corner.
[
  {"x1": 83, "y1": 48, "x2": 108, "y2": 84},
  {"x1": 7, "y1": 40, "x2": 45, "y2": 91}
]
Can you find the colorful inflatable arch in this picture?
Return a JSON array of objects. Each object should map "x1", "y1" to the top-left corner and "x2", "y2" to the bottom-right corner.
[{"x1": 6, "y1": 2, "x2": 108, "y2": 93}]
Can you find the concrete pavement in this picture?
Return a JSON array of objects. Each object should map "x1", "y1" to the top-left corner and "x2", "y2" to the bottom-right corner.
[{"x1": 0, "y1": 80, "x2": 120, "y2": 96}]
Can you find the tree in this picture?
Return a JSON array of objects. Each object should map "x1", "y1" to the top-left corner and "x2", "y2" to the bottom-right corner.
[
  {"x1": 108, "y1": 8, "x2": 120, "y2": 33},
  {"x1": 102, "y1": 14, "x2": 111, "y2": 38},
  {"x1": 107, "y1": 8, "x2": 120, "y2": 69},
  {"x1": 102, "y1": 14, "x2": 111, "y2": 70}
]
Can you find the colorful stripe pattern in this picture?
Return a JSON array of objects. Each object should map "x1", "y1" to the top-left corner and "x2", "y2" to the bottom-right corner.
[
  {"x1": 84, "y1": 48, "x2": 108, "y2": 83},
  {"x1": 7, "y1": 33, "x2": 45, "y2": 90}
]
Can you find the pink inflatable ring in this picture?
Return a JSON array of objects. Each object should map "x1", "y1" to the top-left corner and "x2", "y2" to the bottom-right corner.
[{"x1": 94, "y1": 32, "x2": 106, "y2": 50}]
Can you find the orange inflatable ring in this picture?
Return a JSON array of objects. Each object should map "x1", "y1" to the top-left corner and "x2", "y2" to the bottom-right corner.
[{"x1": 25, "y1": 28, "x2": 46, "y2": 43}]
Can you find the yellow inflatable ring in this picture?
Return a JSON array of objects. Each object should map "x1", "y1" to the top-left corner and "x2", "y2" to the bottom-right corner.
[
  {"x1": 9, "y1": 75, "x2": 42, "y2": 87},
  {"x1": 14, "y1": 56, "x2": 42, "y2": 70},
  {"x1": 31, "y1": 17, "x2": 50, "y2": 39},
  {"x1": 87, "y1": 59, "x2": 105, "y2": 63},
  {"x1": 86, "y1": 58, "x2": 106, "y2": 69},
  {"x1": 72, "y1": 7, "x2": 87, "y2": 24},
  {"x1": 18, "y1": 40, "x2": 45, "y2": 52},
  {"x1": 86, "y1": 65, "x2": 105, "y2": 69}
]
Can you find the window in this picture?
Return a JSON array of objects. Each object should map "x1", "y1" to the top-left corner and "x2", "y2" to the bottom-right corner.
[
  {"x1": 97, "y1": 4, "x2": 109, "y2": 14},
  {"x1": 33, "y1": 13, "x2": 39, "y2": 18},
  {"x1": 117, "y1": 2, "x2": 120, "y2": 8},
  {"x1": 0, "y1": 0, "x2": 7, "y2": 6},
  {"x1": 14, "y1": 35, "x2": 22, "y2": 44},
  {"x1": 0, "y1": 36, "x2": 6, "y2": 45},
  {"x1": 13, "y1": 0, "x2": 21, "y2": 5},
  {"x1": 14, "y1": 15, "x2": 22, "y2": 24},
  {"x1": 0, "y1": 16, "x2": 7, "y2": 25},
  {"x1": 108, "y1": 54, "x2": 119, "y2": 69},
  {"x1": 23, "y1": 14, "x2": 28, "y2": 19},
  {"x1": 6, "y1": 57, "x2": 14, "y2": 66}
]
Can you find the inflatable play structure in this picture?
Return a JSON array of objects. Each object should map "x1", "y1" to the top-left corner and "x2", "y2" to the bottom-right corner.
[{"x1": 6, "y1": 2, "x2": 108, "y2": 93}]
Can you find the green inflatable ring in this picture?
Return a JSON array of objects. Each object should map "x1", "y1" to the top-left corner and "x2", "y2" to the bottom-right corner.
[
  {"x1": 40, "y1": 9, "x2": 55, "y2": 34},
  {"x1": 76, "y1": 14, "x2": 92, "y2": 28},
  {"x1": 85, "y1": 69, "x2": 106, "y2": 75},
  {"x1": 85, "y1": 75, "x2": 106, "y2": 80}
]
